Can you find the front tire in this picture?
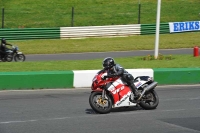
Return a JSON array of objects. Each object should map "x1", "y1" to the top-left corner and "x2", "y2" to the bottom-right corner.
[
  {"x1": 139, "y1": 90, "x2": 159, "y2": 110},
  {"x1": 89, "y1": 91, "x2": 112, "y2": 114},
  {"x1": 14, "y1": 54, "x2": 26, "y2": 62}
]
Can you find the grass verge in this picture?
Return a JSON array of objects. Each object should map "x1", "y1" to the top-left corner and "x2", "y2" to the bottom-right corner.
[
  {"x1": 1, "y1": 0, "x2": 199, "y2": 28},
  {"x1": 9, "y1": 32, "x2": 200, "y2": 55},
  {"x1": 0, "y1": 55, "x2": 200, "y2": 72}
]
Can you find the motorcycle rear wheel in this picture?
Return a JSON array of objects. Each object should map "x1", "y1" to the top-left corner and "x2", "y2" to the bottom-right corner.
[
  {"x1": 6, "y1": 54, "x2": 13, "y2": 62},
  {"x1": 14, "y1": 54, "x2": 26, "y2": 62},
  {"x1": 89, "y1": 91, "x2": 112, "y2": 114},
  {"x1": 139, "y1": 90, "x2": 159, "y2": 110}
]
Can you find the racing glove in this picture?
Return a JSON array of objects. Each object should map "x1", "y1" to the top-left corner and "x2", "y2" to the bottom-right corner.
[{"x1": 101, "y1": 73, "x2": 108, "y2": 80}]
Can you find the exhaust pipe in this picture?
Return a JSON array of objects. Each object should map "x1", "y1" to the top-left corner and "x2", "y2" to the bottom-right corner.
[
  {"x1": 143, "y1": 81, "x2": 158, "y2": 92},
  {"x1": 138, "y1": 82, "x2": 158, "y2": 100}
]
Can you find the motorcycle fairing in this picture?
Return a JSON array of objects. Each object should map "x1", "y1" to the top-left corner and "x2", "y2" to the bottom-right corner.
[
  {"x1": 107, "y1": 78, "x2": 136, "y2": 107},
  {"x1": 134, "y1": 76, "x2": 153, "y2": 88}
]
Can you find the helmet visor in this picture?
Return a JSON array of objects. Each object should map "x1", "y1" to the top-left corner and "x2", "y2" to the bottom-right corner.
[{"x1": 103, "y1": 62, "x2": 107, "y2": 68}]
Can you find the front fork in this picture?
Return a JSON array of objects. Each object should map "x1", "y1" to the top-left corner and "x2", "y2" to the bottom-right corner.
[{"x1": 101, "y1": 86, "x2": 108, "y2": 100}]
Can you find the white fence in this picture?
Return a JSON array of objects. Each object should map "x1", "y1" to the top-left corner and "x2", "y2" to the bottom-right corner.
[{"x1": 60, "y1": 24, "x2": 141, "y2": 39}]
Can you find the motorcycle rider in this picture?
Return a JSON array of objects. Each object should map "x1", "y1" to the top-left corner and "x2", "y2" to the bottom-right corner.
[
  {"x1": 0, "y1": 38, "x2": 13, "y2": 59},
  {"x1": 101, "y1": 57, "x2": 141, "y2": 103}
]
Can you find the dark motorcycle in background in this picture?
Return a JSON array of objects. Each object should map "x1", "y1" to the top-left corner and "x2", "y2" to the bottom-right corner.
[{"x1": 0, "y1": 45, "x2": 26, "y2": 62}]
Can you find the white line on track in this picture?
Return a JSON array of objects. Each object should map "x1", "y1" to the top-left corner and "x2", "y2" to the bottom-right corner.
[{"x1": 0, "y1": 108, "x2": 199, "y2": 125}]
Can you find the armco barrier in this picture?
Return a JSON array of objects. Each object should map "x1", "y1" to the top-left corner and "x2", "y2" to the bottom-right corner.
[
  {"x1": 0, "y1": 28, "x2": 60, "y2": 40},
  {"x1": 153, "y1": 68, "x2": 200, "y2": 85},
  {"x1": 60, "y1": 24, "x2": 140, "y2": 39},
  {"x1": 140, "y1": 23, "x2": 169, "y2": 35},
  {"x1": 1, "y1": 22, "x2": 199, "y2": 40},
  {"x1": 0, "y1": 71, "x2": 74, "y2": 90}
]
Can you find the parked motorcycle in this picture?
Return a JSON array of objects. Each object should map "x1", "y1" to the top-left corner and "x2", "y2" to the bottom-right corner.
[
  {"x1": 1, "y1": 45, "x2": 26, "y2": 62},
  {"x1": 89, "y1": 70, "x2": 159, "y2": 114}
]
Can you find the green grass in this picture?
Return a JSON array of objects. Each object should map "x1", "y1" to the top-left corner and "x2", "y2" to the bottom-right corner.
[
  {"x1": 0, "y1": 0, "x2": 199, "y2": 28},
  {"x1": 0, "y1": 0, "x2": 200, "y2": 72},
  {"x1": 0, "y1": 55, "x2": 200, "y2": 72},
  {"x1": 10, "y1": 32, "x2": 200, "y2": 54},
  {"x1": 1, "y1": 31, "x2": 197, "y2": 72}
]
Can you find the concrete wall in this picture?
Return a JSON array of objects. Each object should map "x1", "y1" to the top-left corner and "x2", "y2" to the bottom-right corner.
[
  {"x1": 0, "y1": 71, "x2": 74, "y2": 90},
  {"x1": 73, "y1": 69, "x2": 153, "y2": 88},
  {"x1": 153, "y1": 68, "x2": 200, "y2": 85},
  {"x1": 0, "y1": 68, "x2": 199, "y2": 90}
]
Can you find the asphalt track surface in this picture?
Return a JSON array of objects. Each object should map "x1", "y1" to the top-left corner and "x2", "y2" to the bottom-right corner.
[
  {"x1": 26, "y1": 48, "x2": 193, "y2": 61},
  {"x1": 0, "y1": 85, "x2": 200, "y2": 133}
]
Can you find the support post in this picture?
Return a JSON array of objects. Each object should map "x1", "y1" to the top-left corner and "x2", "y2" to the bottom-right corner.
[
  {"x1": 154, "y1": 0, "x2": 161, "y2": 59},
  {"x1": 71, "y1": 7, "x2": 74, "y2": 27},
  {"x1": 2, "y1": 8, "x2": 4, "y2": 28},
  {"x1": 138, "y1": 1, "x2": 141, "y2": 24}
]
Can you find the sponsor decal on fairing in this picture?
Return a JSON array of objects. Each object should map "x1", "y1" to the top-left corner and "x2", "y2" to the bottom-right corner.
[
  {"x1": 135, "y1": 82, "x2": 142, "y2": 88},
  {"x1": 108, "y1": 79, "x2": 125, "y2": 94}
]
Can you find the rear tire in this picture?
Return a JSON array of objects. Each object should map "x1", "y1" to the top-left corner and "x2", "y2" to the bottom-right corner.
[
  {"x1": 5, "y1": 54, "x2": 13, "y2": 62},
  {"x1": 89, "y1": 91, "x2": 112, "y2": 114},
  {"x1": 139, "y1": 90, "x2": 159, "y2": 110}
]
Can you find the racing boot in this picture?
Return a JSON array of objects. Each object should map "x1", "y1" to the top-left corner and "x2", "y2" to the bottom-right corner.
[{"x1": 129, "y1": 84, "x2": 141, "y2": 103}]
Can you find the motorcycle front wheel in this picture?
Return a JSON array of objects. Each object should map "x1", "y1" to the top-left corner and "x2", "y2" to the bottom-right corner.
[
  {"x1": 14, "y1": 54, "x2": 26, "y2": 62},
  {"x1": 139, "y1": 90, "x2": 159, "y2": 110},
  {"x1": 89, "y1": 91, "x2": 112, "y2": 114}
]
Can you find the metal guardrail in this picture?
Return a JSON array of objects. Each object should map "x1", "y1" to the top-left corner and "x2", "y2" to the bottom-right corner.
[
  {"x1": 141, "y1": 23, "x2": 169, "y2": 35},
  {"x1": 0, "y1": 28, "x2": 60, "y2": 40},
  {"x1": 60, "y1": 24, "x2": 141, "y2": 38},
  {"x1": 1, "y1": 23, "x2": 198, "y2": 40}
]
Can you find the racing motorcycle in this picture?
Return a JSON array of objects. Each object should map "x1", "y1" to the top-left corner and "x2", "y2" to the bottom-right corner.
[
  {"x1": 89, "y1": 70, "x2": 159, "y2": 114},
  {"x1": 1, "y1": 45, "x2": 26, "y2": 62}
]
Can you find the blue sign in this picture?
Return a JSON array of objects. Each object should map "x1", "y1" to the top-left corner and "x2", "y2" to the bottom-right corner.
[{"x1": 169, "y1": 21, "x2": 200, "y2": 33}]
